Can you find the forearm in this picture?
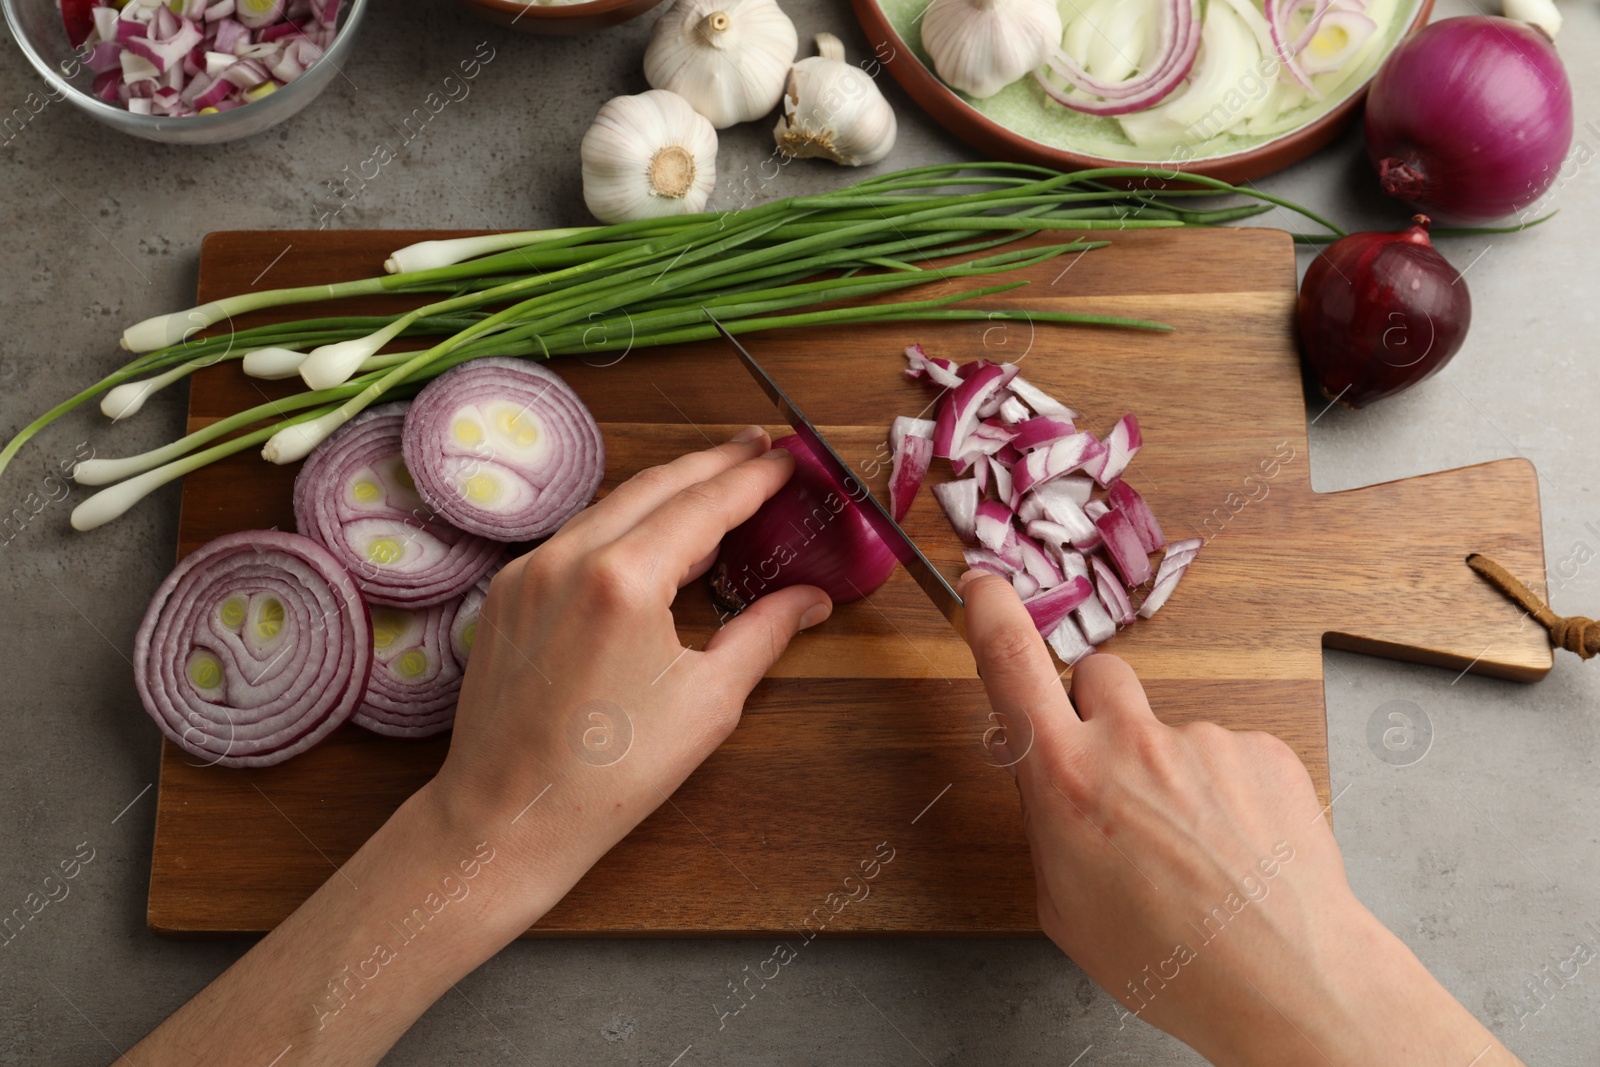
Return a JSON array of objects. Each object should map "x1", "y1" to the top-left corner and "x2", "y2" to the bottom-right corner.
[
  {"x1": 1188, "y1": 901, "x2": 1522, "y2": 1067},
  {"x1": 127, "y1": 781, "x2": 573, "y2": 1067}
]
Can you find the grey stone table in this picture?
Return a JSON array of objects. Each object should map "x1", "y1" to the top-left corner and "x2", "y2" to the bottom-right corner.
[{"x1": 2, "y1": 1, "x2": 1595, "y2": 1062}]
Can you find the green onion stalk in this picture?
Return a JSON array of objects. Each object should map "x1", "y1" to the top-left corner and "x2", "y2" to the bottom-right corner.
[{"x1": 7, "y1": 162, "x2": 1390, "y2": 531}]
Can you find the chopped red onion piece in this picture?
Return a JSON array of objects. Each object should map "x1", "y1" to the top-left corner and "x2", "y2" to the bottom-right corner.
[
  {"x1": 1095, "y1": 415, "x2": 1143, "y2": 486},
  {"x1": 1139, "y1": 540, "x2": 1202, "y2": 619},
  {"x1": 235, "y1": 0, "x2": 286, "y2": 29},
  {"x1": 997, "y1": 395, "x2": 1031, "y2": 425},
  {"x1": 903, "y1": 343, "x2": 963, "y2": 389},
  {"x1": 1023, "y1": 575, "x2": 1094, "y2": 637},
  {"x1": 1075, "y1": 594, "x2": 1117, "y2": 644},
  {"x1": 1011, "y1": 416, "x2": 1078, "y2": 452},
  {"x1": 932, "y1": 478, "x2": 979, "y2": 542},
  {"x1": 1012, "y1": 571, "x2": 1041, "y2": 598},
  {"x1": 1013, "y1": 433, "x2": 1106, "y2": 497},
  {"x1": 1091, "y1": 555, "x2": 1136, "y2": 626},
  {"x1": 987, "y1": 456, "x2": 1013, "y2": 507},
  {"x1": 133, "y1": 530, "x2": 372, "y2": 768},
  {"x1": 294, "y1": 402, "x2": 505, "y2": 607},
  {"x1": 1028, "y1": 481, "x2": 1099, "y2": 548},
  {"x1": 1057, "y1": 548, "x2": 1089, "y2": 582},
  {"x1": 1007, "y1": 375, "x2": 1076, "y2": 419},
  {"x1": 889, "y1": 415, "x2": 935, "y2": 454},
  {"x1": 1047, "y1": 616, "x2": 1095, "y2": 665},
  {"x1": 1084, "y1": 498, "x2": 1110, "y2": 523},
  {"x1": 1095, "y1": 507, "x2": 1152, "y2": 586},
  {"x1": 939, "y1": 363, "x2": 1009, "y2": 460},
  {"x1": 1016, "y1": 533, "x2": 1063, "y2": 589},
  {"x1": 974, "y1": 498, "x2": 1013, "y2": 553},
  {"x1": 889, "y1": 432, "x2": 933, "y2": 522},
  {"x1": 962, "y1": 546, "x2": 1015, "y2": 577},
  {"x1": 402, "y1": 358, "x2": 606, "y2": 542},
  {"x1": 1106, "y1": 478, "x2": 1167, "y2": 553}
]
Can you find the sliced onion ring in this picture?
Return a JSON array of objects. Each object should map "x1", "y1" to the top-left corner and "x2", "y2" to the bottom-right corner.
[
  {"x1": 133, "y1": 530, "x2": 372, "y2": 768},
  {"x1": 294, "y1": 401, "x2": 505, "y2": 608},
  {"x1": 402, "y1": 358, "x2": 606, "y2": 542},
  {"x1": 354, "y1": 598, "x2": 465, "y2": 739}
]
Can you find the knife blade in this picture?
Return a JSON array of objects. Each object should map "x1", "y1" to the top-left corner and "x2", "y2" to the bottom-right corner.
[{"x1": 704, "y1": 309, "x2": 965, "y2": 635}]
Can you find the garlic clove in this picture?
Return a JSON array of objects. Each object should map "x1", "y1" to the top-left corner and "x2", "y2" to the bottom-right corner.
[
  {"x1": 581, "y1": 89, "x2": 719, "y2": 225},
  {"x1": 921, "y1": 0, "x2": 1064, "y2": 100},
  {"x1": 643, "y1": 0, "x2": 798, "y2": 128},
  {"x1": 773, "y1": 34, "x2": 898, "y2": 167}
]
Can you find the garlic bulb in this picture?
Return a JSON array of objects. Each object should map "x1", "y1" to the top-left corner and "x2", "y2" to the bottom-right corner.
[
  {"x1": 643, "y1": 0, "x2": 798, "y2": 128},
  {"x1": 773, "y1": 34, "x2": 897, "y2": 167},
  {"x1": 581, "y1": 90, "x2": 719, "y2": 225},
  {"x1": 921, "y1": 0, "x2": 1063, "y2": 99},
  {"x1": 1504, "y1": 0, "x2": 1561, "y2": 37}
]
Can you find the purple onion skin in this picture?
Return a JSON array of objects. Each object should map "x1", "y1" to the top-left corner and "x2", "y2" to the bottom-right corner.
[
  {"x1": 710, "y1": 434, "x2": 896, "y2": 613},
  {"x1": 1364, "y1": 16, "x2": 1573, "y2": 223},
  {"x1": 1298, "y1": 217, "x2": 1471, "y2": 409}
]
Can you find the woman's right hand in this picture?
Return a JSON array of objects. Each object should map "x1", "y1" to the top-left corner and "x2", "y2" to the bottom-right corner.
[{"x1": 957, "y1": 571, "x2": 1522, "y2": 1067}]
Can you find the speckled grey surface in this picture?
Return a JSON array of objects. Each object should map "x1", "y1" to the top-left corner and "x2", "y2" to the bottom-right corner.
[{"x1": 1, "y1": 1, "x2": 1595, "y2": 1063}]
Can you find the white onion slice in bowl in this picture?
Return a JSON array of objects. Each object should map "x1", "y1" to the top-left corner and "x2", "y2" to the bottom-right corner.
[
  {"x1": 402, "y1": 358, "x2": 606, "y2": 542},
  {"x1": 294, "y1": 402, "x2": 505, "y2": 608},
  {"x1": 133, "y1": 530, "x2": 372, "y2": 768}
]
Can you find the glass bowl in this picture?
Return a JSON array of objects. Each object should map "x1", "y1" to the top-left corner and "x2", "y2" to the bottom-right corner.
[{"x1": 1, "y1": 0, "x2": 369, "y2": 144}]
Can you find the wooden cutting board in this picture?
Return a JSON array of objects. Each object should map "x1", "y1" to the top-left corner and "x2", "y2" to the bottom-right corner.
[{"x1": 147, "y1": 228, "x2": 1550, "y2": 937}]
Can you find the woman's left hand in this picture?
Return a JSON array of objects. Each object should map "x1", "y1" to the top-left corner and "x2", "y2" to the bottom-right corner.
[{"x1": 433, "y1": 425, "x2": 832, "y2": 923}]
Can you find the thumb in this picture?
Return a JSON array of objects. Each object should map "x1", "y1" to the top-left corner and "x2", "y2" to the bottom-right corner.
[
  {"x1": 959, "y1": 571, "x2": 1078, "y2": 789},
  {"x1": 701, "y1": 584, "x2": 832, "y2": 696}
]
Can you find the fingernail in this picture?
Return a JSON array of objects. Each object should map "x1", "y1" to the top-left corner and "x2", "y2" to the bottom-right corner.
[
  {"x1": 762, "y1": 446, "x2": 790, "y2": 461},
  {"x1": 799, "y1": 601, "x2": 832, "y2": 629},
  {"x1": 731, "y1": 424, "x2": 765, "y2": 444},
  {"x1": 957, "y1": 569, "x2": 984, "y2": 587}
]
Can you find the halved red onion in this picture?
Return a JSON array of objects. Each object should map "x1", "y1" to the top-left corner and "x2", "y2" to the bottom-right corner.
[
  {"x1": 354, "y1": 599, "x2": 464, "y2": 739},
  {"x1": 1139, "y1": 538, "x2": 1202, "y2": 618},
  {"x1": 711, "y1": 433, "x2": 897, "y2": 612},
  {"x1": 294, "y1": 402, "x2": 505, "y2": 608},
  {"x1": 402, "y1": 358, "x2": 606, "y2": 542},
  {"x1": 133, "y1": 530, "x2": 372, "y2": 768}
]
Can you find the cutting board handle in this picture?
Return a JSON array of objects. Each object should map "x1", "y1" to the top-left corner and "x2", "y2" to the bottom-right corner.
[{"x1": 1305, "y1": 458, "x2": 1552, "y2": 681}]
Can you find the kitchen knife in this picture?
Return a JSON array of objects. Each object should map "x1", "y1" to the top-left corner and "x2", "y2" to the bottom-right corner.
[{"x1": 705, "y1": 310, "x2": 965, "y2": 635}]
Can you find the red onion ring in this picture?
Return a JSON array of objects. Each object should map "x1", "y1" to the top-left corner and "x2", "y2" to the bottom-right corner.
[
  {"x1": 1038, "y1": 0, "x2": 1203, "y2": 116},
  {"x1": 353, "y1": 598, "x2": 465, "y2": 739},
  {"x1": 402, "y1": 358, "x2": 606, "y2": 542},
  {"x1": 294, "y1": 402, "x2": 505, "y2": 608},
  {"x1": 133, "y1": 530, "x2": 372, "y2": 768},
  {"x1": 449, "y1": 576, "x2": 491, "y2": 667}
]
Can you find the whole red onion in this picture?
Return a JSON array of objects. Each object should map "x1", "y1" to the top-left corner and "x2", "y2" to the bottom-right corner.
[
  {"x1": 1364, "y1": 16, "x2": 1573, "y2": 222},
  {"x1": 1297, "y1": 217, "x2": 1471, "y2": 409},
  {"x1": 710, "y1": 434, "x2": 896, "y2": 613}
]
